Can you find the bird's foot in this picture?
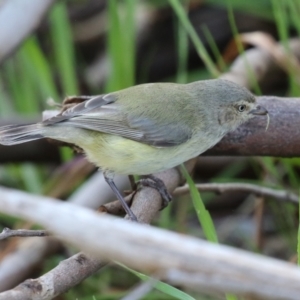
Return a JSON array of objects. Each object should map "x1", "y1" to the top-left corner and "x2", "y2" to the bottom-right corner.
[{"x1": 137, "y1": 175, "x2": 172, "y2": 209}]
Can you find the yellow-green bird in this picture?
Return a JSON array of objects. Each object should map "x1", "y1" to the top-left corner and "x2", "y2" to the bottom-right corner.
[{"x1": 0, "y1": 79, "x2": 268, "y2": 221}]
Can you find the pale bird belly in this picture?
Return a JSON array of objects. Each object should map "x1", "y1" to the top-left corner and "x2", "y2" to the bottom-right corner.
[
  {"x1": 44, "y1": 127, "x2": 215, "y2": 175},
  {"x1": 82, "y1": 132, "x2": 201, "y2": 175}
]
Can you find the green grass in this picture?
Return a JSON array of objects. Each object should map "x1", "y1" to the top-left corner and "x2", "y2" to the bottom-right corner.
[
  {"x1": 175, "y1": 0, "x2": 189, "y2": 84},
  {"x1": 20, "y1": 37, "x2": 60, "y2": 101},
  {"x1": 298, "y1": 195, "x2": 300, "y2": 266},
  {"x1": 271, "y1": 0, "x2": 300, "y2": 95},
  {"x1": 227, "y1": 1, "x2": 262, "y2": 95},
  {"x1": 201, "y1": 24, "x2": 227, "y2": 72},
  {"x1": 50, "y1": 1, "x2": 79, "y2": 96},
  {"x1": 168, "y1": 0, "x2": 220, "y2": 78},
  {"x1": 180, "y1": 165, "x2": 241, "y2": 300},
  {"x1": 180, "y1": 164, "x2": 218, "y2": 243},
  {"x1": 106, "y1": 0, "x2": 136, "y2": 92}
]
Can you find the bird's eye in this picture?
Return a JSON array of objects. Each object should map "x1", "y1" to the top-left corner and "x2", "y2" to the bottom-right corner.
[{"x1": 238, "y1": 105, "x2": 246, "y2": 112}]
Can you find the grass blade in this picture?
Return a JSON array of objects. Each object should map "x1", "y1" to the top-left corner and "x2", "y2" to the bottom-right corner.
[
  {"x1": 180, "y1": 164, "x2": 218, "y2": 243},
  {"x1": 168, "y1": 0, "x2": 220, "y2": 78},
  {"x1": 118, "y1": 263, "x2": 196, "y2": 300},
  {"x1": 50, "y1": 2, "x2": 79, "y2": 95}
]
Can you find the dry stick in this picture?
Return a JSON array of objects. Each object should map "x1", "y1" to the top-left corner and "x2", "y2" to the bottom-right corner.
[
  {"x1": 174, "y1": 182, "x2": 299, "y2": 204},
  {"x1": 0, "y1": 186, "x2": 300, "y2": 300},
  {"x1": 2, "y1": 180, "x2": 295, "y2": 241},
  {"x1": 98, "y1": 194, "x2": 131, "y2": 216},
  {"x1": 254, "y1": 196, "x2": 265, "y2": 251},
  {"x1": 0, "y1": 228, "x2": 49, "y2": 240}
]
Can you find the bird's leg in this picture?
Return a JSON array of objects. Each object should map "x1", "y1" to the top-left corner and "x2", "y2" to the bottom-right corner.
[
  {"x1": 137, "y1": 175, "x2": 172, "y2": 209},
  {"x1": 104, "y1": 172, "x2": 138, "y2": 222}
]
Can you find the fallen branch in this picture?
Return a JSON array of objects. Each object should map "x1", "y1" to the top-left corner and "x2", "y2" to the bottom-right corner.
[
  {"x1": 102, "y1": 178, "x2": 299, "y2": 219},
  {"x1": 0, "y1": 187, "x2": 300, "y2": 300}
]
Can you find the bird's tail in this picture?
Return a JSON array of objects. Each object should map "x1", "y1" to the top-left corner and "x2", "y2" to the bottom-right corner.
[{"x1": 0, "y1": 124, "x2": 43, "y2": 145}]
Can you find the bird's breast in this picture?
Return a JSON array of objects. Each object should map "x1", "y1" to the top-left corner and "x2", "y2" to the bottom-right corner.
[{"x1": 81, "y1": 131, "x2": 222, "y2": 175}]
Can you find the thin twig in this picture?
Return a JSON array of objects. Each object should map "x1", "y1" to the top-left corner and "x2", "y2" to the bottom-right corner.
[
  {"x1": 174, "y1": 182, "x2": 299, "y2": 204},
  {"x1": 254, "y1": 196, "x2": 265, "y2": 250},
  {"x1": 99, "y1": 196, "x2": 131, "y2": 216},
  {"x1": 0, "y1": 227, "x2": 49, "y2": 240}
]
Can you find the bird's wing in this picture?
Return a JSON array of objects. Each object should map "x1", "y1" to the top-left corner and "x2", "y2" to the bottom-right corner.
[{"x1": 43, "y1": 94, "x2": 192, "y2": 147}]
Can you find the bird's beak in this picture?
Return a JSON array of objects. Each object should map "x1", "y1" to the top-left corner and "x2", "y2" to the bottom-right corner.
[{"x1": 249, "y1": 105, "x2": 268, "y2": 116}]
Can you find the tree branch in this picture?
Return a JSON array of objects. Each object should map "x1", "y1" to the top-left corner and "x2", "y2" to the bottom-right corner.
[
  {"x1": 0, "y1": 95, "x2": 299, "y2": 161},
  {"x1": 174, "y1": 182, "x2": 299, "y2": 204},
  {"x1": 206, "y1": 96, "x2": 300, "y2": 157}
]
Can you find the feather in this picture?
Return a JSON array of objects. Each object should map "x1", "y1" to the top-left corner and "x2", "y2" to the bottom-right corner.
[
  {"x1": 42, "y1": 92, "x2": 192, "y2": 147},
  {"x1": 0, "y1": 124, "x2": 42, "y2": 145}
]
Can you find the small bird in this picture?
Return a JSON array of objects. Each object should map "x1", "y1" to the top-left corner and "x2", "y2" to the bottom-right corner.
[{"x1": 0, "y1": 79, "x2": 268, "y2": 221}]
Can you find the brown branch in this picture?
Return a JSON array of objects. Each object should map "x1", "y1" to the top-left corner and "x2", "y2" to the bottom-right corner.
[
  {"x1": 98, "y1": 197, "x2": 129, "y2": 216},
  {"x1": 1, "y1": 95, "x2": 299, "y2": 161},
  {"x1": 0, "y1": 252, "x2": 107, "y2": 300},
  {"x1": 174, "y1": 182, "x2": 299, "y2": 204},
  {"x1": 0, "y1": 228, "x2": 49, "y2": 240},
  {"x1": 206, "y1": 96, "x2": 300, "y2": 157},
  {"x1": 221, "y1": 38, "x2": 300, "y2": 90}
]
